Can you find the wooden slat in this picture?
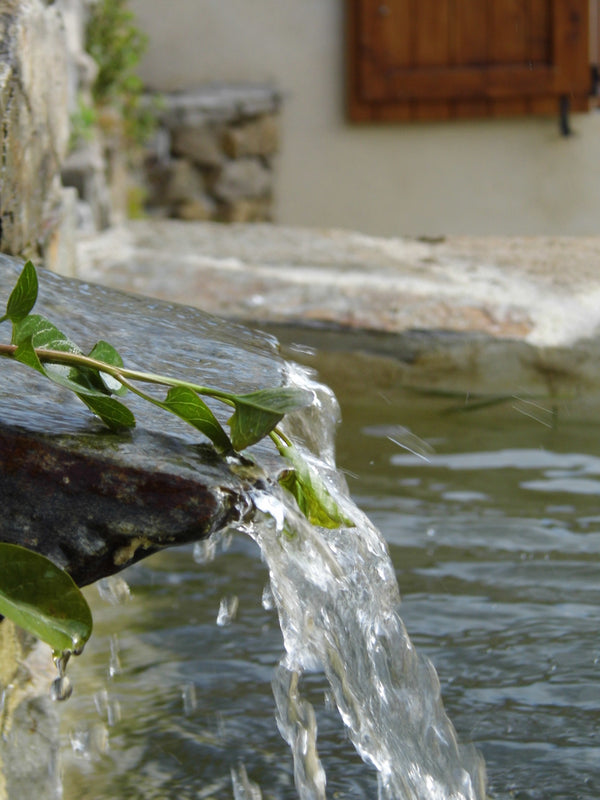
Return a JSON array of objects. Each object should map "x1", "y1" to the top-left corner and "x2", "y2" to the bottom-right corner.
[
  {"x1": 453, "y1": 0, "x2": 488, "y2": 66},
  {"x1": 488, "y1": 0, "x2": 529, "y2": 64},
  {"x1": 387, "y1": 64, "x2": 562, "y2": 99},
  {"x1": 414, "y1": 0, "x2": 449, "y2": 66},
  {"x1": 552, "y1": 0, "x2": 590, "y2": 92},
  {"x1": 529, "y1": 0, "x2": 552, "y2": 62}
]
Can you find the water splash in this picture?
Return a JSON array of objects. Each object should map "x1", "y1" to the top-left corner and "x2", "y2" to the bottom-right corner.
[
  {"x1": 242, "y1": 363, "x2": 487, "y2": 800},
  {"x1": 216, "y1": 595, "x2": 239, "y2": 627}
]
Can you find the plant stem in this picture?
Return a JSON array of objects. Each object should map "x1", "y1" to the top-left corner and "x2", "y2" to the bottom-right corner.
[{"x1": 0, "y1": 343, "x2": 236, "y2": 407}]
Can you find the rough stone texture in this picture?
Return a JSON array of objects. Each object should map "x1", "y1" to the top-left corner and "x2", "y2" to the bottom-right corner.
[
  {"x1": 76, "y1": 220, "x2": 600, "y2": 397},
  {"x1": 0, "y1": 254, "x2": 292, "y2": 587},
  {"x1": 214, "y1": 158, "x2": 272, "y2": 202},
  {"x1": 0, "y1": 621, "x2": 60, "y2": 799},
  {"x1": 158, "y1": 86, "x2": 281, "y2": 127},
  {"x1": 0, "y1": 0, "x2": 69, "y2": 260},
  {"x1": 222, "y1": 114, "x2": 279, "y2": 159},
  {"x1": 142, "y1": 86, "x2": 280, "y2": 222},
  {"x1": 163, "y1": 158, "x2": 207, "y2": 204},
  {"x1": 171, "y1": 125, "x2": 225, "y2": 167},
  {"x1": 61, "y1": 136, "x2": 112, "y2": 231},
  {"x1": 0, "y1": 0, "x2": 100, "y2": 275}
]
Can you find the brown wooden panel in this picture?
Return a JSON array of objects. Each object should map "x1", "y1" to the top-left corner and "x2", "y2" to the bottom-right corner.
[
  {"x1": 530, "y1": 0, "x2": 552, "y2": 62},
  {"x1": 347, "y1": 0, "x2": 591, "y2": 121},
  {"x1": 552, "y1": 0, "x2": 590, "y2": 91},
  {"x1": 414, "y1": 0, "x2": 449, "y2": 66},
  {"x1": 453, "y1": 0, "x2": 489, "y2": 65},
  {"x1": 488, "y1": 0, "x2": 529, "y2": 63}
]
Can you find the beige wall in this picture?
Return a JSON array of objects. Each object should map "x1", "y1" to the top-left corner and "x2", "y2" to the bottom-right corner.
[{"x1": 130, "y1": 0, "x2": 600, "y2": 237}]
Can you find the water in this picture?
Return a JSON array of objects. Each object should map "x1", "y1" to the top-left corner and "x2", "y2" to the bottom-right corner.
[{"x1": 57, "y1": 339, "x2": 600, "y2": 799}]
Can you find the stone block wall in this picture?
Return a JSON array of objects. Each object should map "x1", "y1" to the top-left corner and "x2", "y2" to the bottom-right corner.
[
  {"x1": 0, "y1": 0, "x2": 100, "y2": 275},
  {"x1": 143, "y1": 86, "x2": 280, "y2": 223}
]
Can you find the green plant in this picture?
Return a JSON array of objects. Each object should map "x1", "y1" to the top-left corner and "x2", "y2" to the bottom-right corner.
[
  {"x1": 69, "y1": 94, "x2": 98, "y2": 150},
  {"x1": 86, "y1": 0, "x2": 156, "y2": 146},
  {"x1": 0, "y1": 263, "x2": 351, "y2": 675}
]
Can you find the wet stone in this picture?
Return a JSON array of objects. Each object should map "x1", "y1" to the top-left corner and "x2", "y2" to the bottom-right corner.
[{"x1": 0, "y1": 254, "x2": 287, "y2": 586}]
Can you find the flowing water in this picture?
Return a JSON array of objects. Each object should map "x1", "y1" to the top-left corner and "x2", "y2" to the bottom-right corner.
[{"x1": 57, "y1": 335, "x2": 600, "y2": 800}]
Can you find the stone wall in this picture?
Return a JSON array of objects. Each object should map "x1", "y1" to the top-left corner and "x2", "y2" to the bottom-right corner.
[
  {"x1": 0, "y1": 3, "x2": 282, "y2": 278},
  {"x1": 0, "y1": 0, "x2": 71, "y2": 269},
  {"x1": 143, "y1": 86, "x2": 280, "y2": 223},
  {"x1": 0, "y1": 0, "x2": 125, "y2": 276}
]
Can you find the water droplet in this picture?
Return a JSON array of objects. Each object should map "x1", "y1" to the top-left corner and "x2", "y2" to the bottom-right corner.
[
  {"x1": 108, "y1": 635, "x2": 121, "y2": 678},
  {"x1": 97, "y1": 575, "x2": 131, "y2": 604},
  {"x1": 181, "y1": 682, "x2": 197, "y2": 715},
  {"x1": 231, "y1": 762, "x2": 263, "y2": 800},
  {"x1": 193, "y1": 538, "x2": 216, "y2": 564},
  {"x1": 94, "y1": 688, "x2": 121, "y2": 726},
  {"x1": 69, "y1": 723, "x2": 109, "y2": 758},
  {"x1": 50, "y1": 675, "x2": 73, "y2": 702},
  {"x1": 221, "y1": 531, "x2": 234, "y2": 552},
  {"x1": 261, "y1": 583, "x2": 275, "y2": 611},
  {"x1": 216, "y1": 595, "x2": 239, "y2": 626},
  {"x1": 51, "y1": 650, "x2": 73, "y2": 701}
]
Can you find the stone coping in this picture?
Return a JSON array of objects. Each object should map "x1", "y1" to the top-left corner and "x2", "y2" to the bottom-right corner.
[
  {"x1": 155, "y1": 85, "x2": 282, "y2": 126},
  {"x1": 76, "y1": 220, "x2": 600, "y2": 349}
]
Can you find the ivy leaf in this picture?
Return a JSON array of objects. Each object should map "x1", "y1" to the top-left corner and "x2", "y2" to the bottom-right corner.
[
  {"x1": 161, "y1": 386, "x2": 232, "y2": 453},
  {"x1": 0, "y1": 543, "x2": 93, "y2": 655},
  {"x1": 5, "y1": 260, "x2": 38, "y2": 323},
  {"x1": 12, "y1": 318, "x2": 109, "y2": 397},
  {"x1": 278, "y1": 445, "x2": 354, "y2": 529},
  {"x1": 228, "y1": 387, "x2": 314, "y2": 451},
  {"x1": 12, "y1": 314, "x2": 80, "y2": 353},
  {"x1": 12, "y1": 335, "x2": 46, "y2": 376},
  {"x1": 88, "y1": 340, "x2": 128, "y2": 396},
  {"x1": 76, "y1": 393, "x2": 136, "y2": 431}
]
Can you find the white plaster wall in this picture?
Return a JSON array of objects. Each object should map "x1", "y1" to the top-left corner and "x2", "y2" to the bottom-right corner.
[{"x1": 129, "y1": 0, "x2": 600, "y2": 237}]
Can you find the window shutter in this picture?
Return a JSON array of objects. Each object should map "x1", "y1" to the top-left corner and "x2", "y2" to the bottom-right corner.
[{"x1": 347, "y1": 0, "x2": 592, "y2": 121}]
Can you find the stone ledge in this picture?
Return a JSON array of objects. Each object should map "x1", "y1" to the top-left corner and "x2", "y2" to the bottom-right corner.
[
  {"x1": 75, "y1": 221, "x2": 600, "y2": 399},
  {"x1": 76, "y1": 221, "x2": 600, "y2": 349},
  {"x1": 157, "y1": 85, "x2": 281, "y2": 127}
]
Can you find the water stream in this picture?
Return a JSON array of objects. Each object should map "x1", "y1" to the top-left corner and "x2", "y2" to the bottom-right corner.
[{"x1": 57, "y1": 334, "x2": 600, "y2": 799}]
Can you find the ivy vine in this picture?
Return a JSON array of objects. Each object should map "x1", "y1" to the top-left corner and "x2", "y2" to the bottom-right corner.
[{"x1": 0, "y1": 262, "x2": 351, "y2": 680}]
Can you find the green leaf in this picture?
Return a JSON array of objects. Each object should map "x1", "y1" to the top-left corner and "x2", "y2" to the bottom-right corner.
[
  {"x1": 76, "y1": 393, "x2": 136, "y2": 431},
  {"x1": 13, "y1": 335, "x2": 46, "y2": 375},
  {"x1": 162, "y1": 386, "x2": 232, "y2": 453},
  {"x1": 12, "y1": 319, "x2": 112, "y2": 397},
  {"x1": 88, "y1": 340, "x2": 128, "y2": 396},
  {"x1": 5, "y1": 260, "x2": 38, "y2": 323},
  {"x1": 0, "y1": 543, "x2": 93, "y2": 654},
  {"x1": 12, "y1": 314, "x2": 79, "y2": 353},
  {"x1": 278, "y1": 445, "x2": 354, "y2": 529},
  {"x1": 228, "y1": 387, "x2": 314, "y2": 451}
]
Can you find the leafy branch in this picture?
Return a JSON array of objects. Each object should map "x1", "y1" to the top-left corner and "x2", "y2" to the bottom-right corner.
[{"x1": 0, "y1": 262, "x2": 352, "y2": 668}]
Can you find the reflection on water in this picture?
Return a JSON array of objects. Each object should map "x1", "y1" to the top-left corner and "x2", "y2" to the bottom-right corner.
[{"x1": 59, "y1": 344, "x2": 600, "y2": 799}]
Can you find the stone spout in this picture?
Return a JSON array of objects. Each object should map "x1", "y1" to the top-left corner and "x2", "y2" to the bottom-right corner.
[{"x1": 0, "y1": 256, "x2": 285, "y2": 586}]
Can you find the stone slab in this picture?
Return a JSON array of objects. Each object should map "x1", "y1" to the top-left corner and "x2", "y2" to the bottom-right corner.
[
  {"x1": 76, "y1": 221, "x2": 600, "y2": 349},
  {"x1": 0, "y1": 255, "x2": 290, "y2": 586}
]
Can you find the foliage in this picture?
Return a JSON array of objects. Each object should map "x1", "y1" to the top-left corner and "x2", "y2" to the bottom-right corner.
[
  {"x1": 69, "y1": 94, "x2": 97, "y2": 150},
  {"x1": 0, "y1": 544, "x2": 92, "y2": 657},
  {"x1": 86, "y1": 0, "x2": 156, "y2": 146},
  {"x1": 0, "y1": 262, "x2": 352, "y2": 667}
]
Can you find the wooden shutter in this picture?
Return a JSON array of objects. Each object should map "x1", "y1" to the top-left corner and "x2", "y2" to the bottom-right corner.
[{"x1": 347, "y1": 0, "x2": 592, "y2": 121}]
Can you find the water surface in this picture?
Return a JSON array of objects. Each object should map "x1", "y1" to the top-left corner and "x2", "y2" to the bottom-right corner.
[{"x1": 59, "y1": 340, "x2": 600, "y2": 799}]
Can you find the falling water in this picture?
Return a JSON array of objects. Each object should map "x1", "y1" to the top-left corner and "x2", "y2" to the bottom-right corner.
[{"x1": 239, "y1": 362, "x2": 486, "y2": 800}]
